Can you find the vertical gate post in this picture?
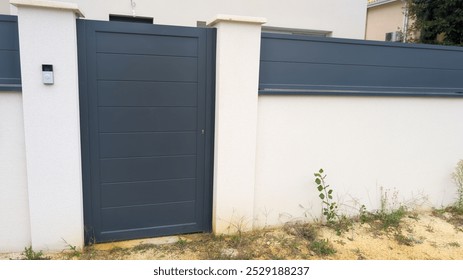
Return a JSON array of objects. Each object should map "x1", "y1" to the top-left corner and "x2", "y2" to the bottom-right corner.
[
  {"x1": 11, "y1": 0, "x2": 84, "y2": 250},
  {"x1": 208, "y1": 15, "x2": 266, "y2": 233}
]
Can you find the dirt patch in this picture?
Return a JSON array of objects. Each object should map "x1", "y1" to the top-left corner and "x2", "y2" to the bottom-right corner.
[{"x1": 4, "y1": 210, "x2": 463, "y2": 260}]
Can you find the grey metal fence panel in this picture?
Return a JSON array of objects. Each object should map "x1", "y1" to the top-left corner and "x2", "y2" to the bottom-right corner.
[
  {"x1": 0, "y1": 15, "x2": 21, "y2": 91},
  {"x1": 260, "y1": 33, "x2": 463, "y2": 97}
]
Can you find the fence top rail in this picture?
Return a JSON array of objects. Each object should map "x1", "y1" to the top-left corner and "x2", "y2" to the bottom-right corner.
[
  {"x1": 261, "y1": 32, "x2": 463, "y2": 53},
  {"x1": 0, "y1": 14, "x2": 18, "y2": 22}
]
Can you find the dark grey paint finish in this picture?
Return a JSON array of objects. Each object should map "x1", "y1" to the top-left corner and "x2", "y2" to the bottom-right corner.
[
  {"x1": 96, "y1": 32, "x2": 198, "y2": 56},
  {"x1": 99, "y1": 156, "x2": 197, "y2": 183},
  {"x1": 97, "y1": 53, "x2": 198, "y2": 82},
  {"x1": 77, "y1": 19, "x2": 215, "y2": 243},
  {"x1": 0, "y1": 15, "x2": 21, "y2": 91},
  {"x1": 98, "y1": 107, "x2": 198, "y2": 132},
  {"x1": 98, "y1": 81, "x2": 198, "y2": 106},
  {"x1": 260, "y1": 33, "x2": 463, "y2": 97},
  {"x1": 99, "y1": 132, "x2": 197, "y2": 158},
  {"x1": 101, "y1": 201, "x2": 196, "y2": 232},
  {"x1": 101, "y1": 179, "x2": 196, "y2": 208}
]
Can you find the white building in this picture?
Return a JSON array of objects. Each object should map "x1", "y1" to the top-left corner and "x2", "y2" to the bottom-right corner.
[{"x1": 1, "y1": 0, "x2": 367, "y2": 39}]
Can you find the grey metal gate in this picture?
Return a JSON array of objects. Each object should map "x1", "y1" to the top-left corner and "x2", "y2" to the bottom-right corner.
[
  {"x1": 0, "y1": 15, "x2": 21, "y2": 91},
  {"x1": 77, "y1": 19, "x2": 215, "y2": 243}
]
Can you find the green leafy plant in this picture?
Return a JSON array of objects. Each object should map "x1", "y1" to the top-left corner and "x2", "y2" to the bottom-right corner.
[
  {"x1": 176, "y1": 237, "x2": 188, "y2": 249},
  {"x1": 22, "y1": 246, "x2": 50, "y2": 260},
  {"x1": 358, "y1": 188, "x2": 408, "y2": 231},
  {"x1": 314, "y1": 169, "x2": 338, "y2": 224},
  {"x1": 61, "y1": 238, "x2": 81, "y2": 258},
  {"x1": 361, "y1": 205, "x2": 407, "y2": 230},
  {"x1": 359, "y1": 204, "x2": 368, "y2": 224},
  {"x1": 377, "y1": 206, "x2": 407, "y2": 230},
  {"x1": 309, "y1": 239, "x2": 336, "y2": 256}
]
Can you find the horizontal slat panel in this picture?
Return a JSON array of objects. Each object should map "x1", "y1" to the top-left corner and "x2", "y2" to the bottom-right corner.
[
  {"x1": 101, "y1": 178, "x2": 196, "y2": 208},
  {"x1": 260, "y1": 61, "x2": 463, "y2": 89},
  {"x1": 261, "y1": 37, "x2": 463, "y2": 70},
  {"x1": 96, "y1": 31, "x2": 198, "y2": 57},
  {"x1": 99, "y1": 132, "x2": 197, "y2": 158},
  {"x1": 98, "y1": 107, "x2": 197, "y2": 132},
  {"x1": 101, "y1": 201, "x2": 196, "y2": 231},
  {"x1": 0, "y1": 20, "x2": 19, "y2": 50},
  {"x1": 100, "y1": 155, "x2": 196, "y2": 183},
  {"x1": 0, "y1": 51, "x2": 21, "y2": 78},
  {"x1": 97, "y1": 53, "x2": 197, "y2": 82},
  {"x1": 98, "y1": 81, "x2": 197, "y2": 107}
]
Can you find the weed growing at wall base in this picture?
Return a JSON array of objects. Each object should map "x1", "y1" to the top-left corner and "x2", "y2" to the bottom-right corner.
[
  {"x1": 21, "y1": 246, "x2": 50, "y2": 260},
  {"x1": 309, "y1": 239, "x2": 336, "y2": 256},
  {"x1": 313, "y1": 169, "x2": 353, "y2": 235},
  {"x1": 314, "y1": 169, "x2": 338, "y2": 224},
  {"x1": 359, "y1": 188, "x2": 407, "y2": 230}
]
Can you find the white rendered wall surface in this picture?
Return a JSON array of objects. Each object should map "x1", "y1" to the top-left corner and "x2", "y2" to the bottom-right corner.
[
  {"x1": 15, "y1": 4, "x2": 84, "y2": 250},
  {"x1": 254, "y1": 95, "x2": 463, "y2": 227},
  {"x1": 209, "y1": 16, "x2": 265, "y2": 233},
  {"x1": 0, "y1": 92, "x2": 31, "y2": 252},
  {"x1": 4, "y1": 0, "x2": 367, "y2": 39},
  {"x1": 0, "y1": 0, "x2": 9, "y2": 14}
]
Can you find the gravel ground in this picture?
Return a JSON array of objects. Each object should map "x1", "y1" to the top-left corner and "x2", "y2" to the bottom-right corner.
[{"x1": 3, "y1": 209, "x2": 461, "y2": 260}]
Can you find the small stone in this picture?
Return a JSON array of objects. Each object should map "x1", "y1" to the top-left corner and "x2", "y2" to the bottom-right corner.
[{"x1": 221, "y1": 248, "x2": 239, "y2": 258}]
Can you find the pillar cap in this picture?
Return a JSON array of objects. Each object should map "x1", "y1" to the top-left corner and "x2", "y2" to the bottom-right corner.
[
  {"x1": 10, "y1": 0, "x2": 84, "y2": 17},
  {"x1": 207, "y1": 14, "x2": 266, "y2": 27}
]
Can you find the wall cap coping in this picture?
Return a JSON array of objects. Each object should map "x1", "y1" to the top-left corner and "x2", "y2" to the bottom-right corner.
[
  {"x1": 10, "y1": 0, "x2": 84, "y2": 17},
  {"x1": 207, "y1": 14, "x2": 266, "y2": 27}
]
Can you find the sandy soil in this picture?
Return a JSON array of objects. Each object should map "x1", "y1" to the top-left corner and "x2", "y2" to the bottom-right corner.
[
  {"x1": 321, "y1": 212, "x2": 463, "y2": 260},
  {"x1": 2, "y1": 210, "x2": 462, "y2": 260}
]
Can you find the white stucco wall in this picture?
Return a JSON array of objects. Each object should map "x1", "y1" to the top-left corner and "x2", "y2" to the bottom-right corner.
[
  {"x1": 14, "y1": 2, "x2": 84, "y2": 250},
  {"x1": 0, "y1": 91, "x2": 30, "y2": 252},
  {"x1": 0, "y1": 0, "x2": 9, "y2": 14},
  {"x1": 254, "y1": 95, "x2": 463, "y2": 227},
  {"x1": 209, "y1": 16, "x2": 265, "y2": 233},
  {"x1": 3, "y1": 0, "x2": 367, "y2": 39}
]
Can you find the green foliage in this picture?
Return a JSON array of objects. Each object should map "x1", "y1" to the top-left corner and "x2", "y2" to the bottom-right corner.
[
  {"x1": 176, "y1": 237, "x2": 188, "y2": 248},
  {"x1": 314, "y1": 169, "x2": 338, "y2": 224},
  {"x1": 22, "y1": 246, "x2": 50, "y2": 260},
  {"x1": 333, "y1": 214, "x2": 353, "y2": 235},
  {"x1": 358, "y1": 188, "x2": 407, "y2": 230},
  {"x1": 61, "y1": 238, "x2": 81, "y2": 258},
  {"x1": 309, "y1": 239, "x2": 336, "y2": 256},
  {"x1": 313, "y1": 169, "x2": 353, "y2": 235},
  {"x1": 362, "y1": 206, "x2": 407, "y2": 230},
  {"x1": 406, "y1": 0, "x2": 463, "y2": 46},
  {"x1": 380, "y1": 207, "x2": 407, "y2": 229},
  {"x1": 359, "y1": 204, "x2": 368, "y2": 224}
]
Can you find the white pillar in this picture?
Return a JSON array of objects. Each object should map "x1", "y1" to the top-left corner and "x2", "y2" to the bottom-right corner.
[
  {"x1": 207, "y1": 15, "x2": 266, "y2": 233},
  {"x1": 11, "y1": 0, "x2": 84, "y2": 251},
  {"x1": 0, "y1": 92, "x2": 30, "y2": 252}
]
